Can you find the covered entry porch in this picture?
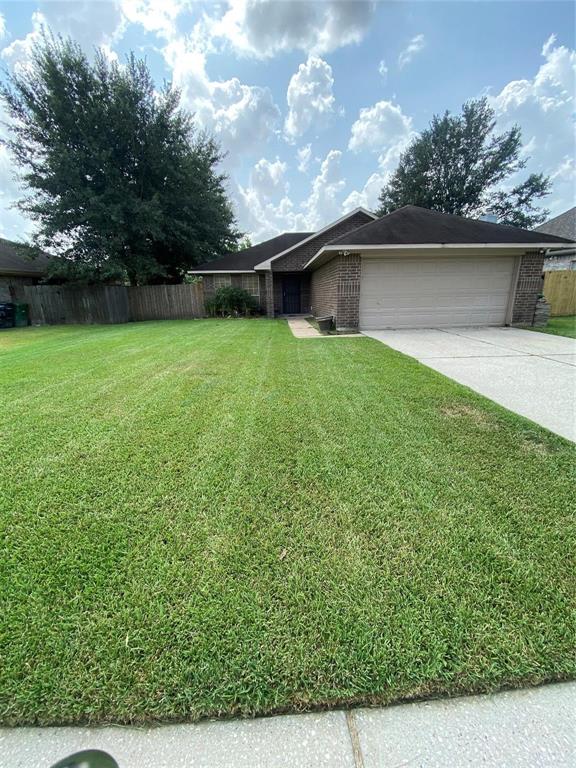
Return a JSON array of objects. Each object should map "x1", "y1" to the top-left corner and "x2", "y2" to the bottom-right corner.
[{"x1": 263, "y1": 272, "x2": 311, "y2": 317}]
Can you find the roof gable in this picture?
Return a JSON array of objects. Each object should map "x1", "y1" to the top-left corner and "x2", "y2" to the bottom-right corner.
[
  {"x1": 253, "y1": 208, "x2": 377, "y2": 270},
  {"x1": 192, "y1": 232, "x2": 312, "y2": 272},
  {"x1": 535, "y1": 207, "x2": 576, "y2": 241},
  {"x1": 329, "y1": 206, "x2": 575, "y2": 248}
]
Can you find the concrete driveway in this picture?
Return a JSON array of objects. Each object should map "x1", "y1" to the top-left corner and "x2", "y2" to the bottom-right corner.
[{"x1": 363, "y1": 327, "x2": 575, "y2": 441}]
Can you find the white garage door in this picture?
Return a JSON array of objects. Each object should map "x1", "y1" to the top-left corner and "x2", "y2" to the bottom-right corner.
[{"x1": 359, "y1": 256, "x2": 516, "y2": 330}]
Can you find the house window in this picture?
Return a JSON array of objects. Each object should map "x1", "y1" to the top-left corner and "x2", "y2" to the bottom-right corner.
[
  {"x1": 213, "y1": 274, "x2": 231, "y2": 290},
  {"x1": 241, "y1": 274, "x2": 260, "y2": 298}
]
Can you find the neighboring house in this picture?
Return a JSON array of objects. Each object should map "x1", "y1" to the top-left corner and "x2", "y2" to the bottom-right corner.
[
  {"x1": 535, "y1": 207, "x2": 576, "y2": 271},
  {"x1": 192, "y1": 205, "x2": 573, "y2": 332},
  {"x1": 0, "y1": 238, "x2": 50, "y2": 302}
]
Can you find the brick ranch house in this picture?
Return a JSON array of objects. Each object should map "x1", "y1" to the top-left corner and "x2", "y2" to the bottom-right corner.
[{"x1": 191, "y1": 205, "x2": 574, "y2": 332}]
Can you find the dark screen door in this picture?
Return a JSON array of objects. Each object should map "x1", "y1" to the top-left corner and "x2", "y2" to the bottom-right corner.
[{"x1": 282, "y1": 276, "x2": 301, "y2": 314}]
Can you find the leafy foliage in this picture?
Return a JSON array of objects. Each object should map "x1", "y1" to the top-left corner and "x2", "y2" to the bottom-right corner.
[
  {"x1": 377, "y1": 98, "x2": 550, "y2": 228},
  {"x1": 229, "y1": 235, "x2": 253, "y2": 252},
  {"x1": 205, "y1": 285, "x2": 259, "y2": 317},
  {"x1": 0, "y1": 33, "x2": 239, "y2": 284}
]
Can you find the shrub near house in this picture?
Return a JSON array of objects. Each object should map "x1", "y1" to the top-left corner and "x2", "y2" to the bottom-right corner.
[{"x1": 205, "y1": 286, "x2": 259, "y2": 317}]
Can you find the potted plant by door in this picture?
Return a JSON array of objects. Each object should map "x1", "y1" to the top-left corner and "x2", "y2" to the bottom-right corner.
[{"x1": 315, "y1": 315, "x2": 333, "y2": 333}]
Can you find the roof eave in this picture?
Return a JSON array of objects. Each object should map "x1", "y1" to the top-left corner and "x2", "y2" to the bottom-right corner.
[
  {"x1": 188, "y1": 269, "x2": 257, "y2": 274},
  {"x1": 304, "y1": 242, "x2": 573, "y2": 270}
]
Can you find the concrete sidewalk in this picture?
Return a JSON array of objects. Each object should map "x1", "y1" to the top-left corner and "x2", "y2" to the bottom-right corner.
[
  {"x1": 363, "y1": 327, "x2": 576, "y2": 441},
  {"x1": 1, "y1": 682, "x2": 574, "y2": 767}
]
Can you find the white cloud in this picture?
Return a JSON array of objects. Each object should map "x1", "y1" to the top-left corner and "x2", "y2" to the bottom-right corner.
[
  {"x1": 297, "y1": 144, "x2": 312, "y2": 173},
  {"x1": 250, "y1": 157, "x2": 288, "y2": 199},
  {"x1": 2, "y1": 3, "x2": 125, "y2": 70},
  {"x1": 163, "y1": 40, "x2": 280, "y2": 160},
  {"x1": 398, "y1": 33, "x2": 425, "y2": 69},
  {"x1": 302, "y1": 149, "x2": 346, "y2": 229},
  {"x1": 0, "y1": 12, "x2": 6, "y2": 40},
  {"x1": 348, "y1": 100, "x2": 414, "y2": 153},
  {"x1": 212, "y1": 0, "x2": 375, "y2": 59},
  {"x1": 120, "y1": 0, "x2": 185, "y2": 39},
  {"x1": 344, "y1": 100, "x2": 415, "y2": 211},
  {"x1": 489, "y1": 34, "x2": 576, "y2": 215},
  {"x1": 235, "y1": 148, "x2": 347, "y2": 241},
  {"x1": 284, "y1": 56, "x2": 336, "y2": 140},
  {"x1": 378, "y1": 59, "x2": 388, "y2": 79}
]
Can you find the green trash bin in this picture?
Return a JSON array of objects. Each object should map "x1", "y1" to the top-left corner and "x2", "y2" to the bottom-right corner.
[{"x1": 13, "y1": 303, "x2": 29, "y2": 327}]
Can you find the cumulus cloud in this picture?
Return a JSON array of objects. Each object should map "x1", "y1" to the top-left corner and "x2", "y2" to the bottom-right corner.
[
  {"x1": 398, "y1": 33, "x2": 425, "y2": 69},
  {"x1": 1, "y1": 2, "x2": 125, "y2": 70},
  {"x1": 163, "y1": 40, "x2": 280, "y2": 160},
  {"x1": 250, "y1": 157, "x2": 288, "y2": 199},
  {"x1": 212, "y1": 0, "x2": 375, "y2": 58},
  {"x1": 489, "y1": 34, "x2": 576, "y2": 215},
  {"x1": 302, "y1": 149, "x2": 346, "y2": 229},
  {"x1": 297, "y1": 144, "x2": 312, "y2": 173},
  {"x1": 235, "y1": 148, "x2": 348, "y2": 241},
  {"x1": 348, "y1": 100, "x2": 414, "y2": 153},
  {"x1": 120, "y1": 0, "x2": 186, "y2": 39},
  {"x1": 344, "y1": 100, "x2": 415, "y2": 211},
  {"x1": 284, "y1": 56, "x2": 336, "y2": 140}
]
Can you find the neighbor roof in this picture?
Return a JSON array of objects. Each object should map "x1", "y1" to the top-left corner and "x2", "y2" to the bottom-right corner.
[
  {"x1": 327, "y1": 206, "x2": 575, "y2": 248},
  {"x1": 535, "y1": 207, "x2": 576, "y2": 241},
  {"x1": 192, "y1": 232, "x2": 312, "y2": 272},
  {"x1": 0, "y1": 238, "x2": 51, "y2": 276}
]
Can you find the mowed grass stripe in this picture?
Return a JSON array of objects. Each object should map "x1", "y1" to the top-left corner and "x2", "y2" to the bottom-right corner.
[{"x1": 0, "y1": 319, "x2": 574, "y2": 725}]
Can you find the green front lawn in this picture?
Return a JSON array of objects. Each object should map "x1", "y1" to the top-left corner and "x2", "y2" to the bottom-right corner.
[
  {"x1": 531, "y1": 315, "x2": 576, "y2": 339},
  {"x1": 1, "y1": 320, "x2": 574, "y2": 726}
]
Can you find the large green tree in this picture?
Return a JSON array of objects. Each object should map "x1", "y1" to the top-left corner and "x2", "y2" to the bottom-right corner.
[
  {"x1": 0, "y1": 34, "x2": 239, "y2": 284},
  {"x1": 377, "y1": 98, "x2": 550, "y2": 228}
]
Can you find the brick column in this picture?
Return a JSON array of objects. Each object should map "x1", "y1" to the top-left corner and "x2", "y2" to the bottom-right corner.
[
  {"x1": 265, "y1": 272, "x2": 275, "y2": 318},
  {"x1": 512, "y1": 252, "x2": 545, "y2": 326},
  {"x1": 335, "y1": 254, "x2": 361, "y2": 332}
]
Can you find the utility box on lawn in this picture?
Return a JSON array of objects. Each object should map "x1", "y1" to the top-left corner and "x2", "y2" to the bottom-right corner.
[{"x1": 13, "y1": 303, "x2": 30, "y2": 327}]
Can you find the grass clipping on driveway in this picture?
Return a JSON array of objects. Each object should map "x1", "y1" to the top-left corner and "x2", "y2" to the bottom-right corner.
[{"x1": 1, "y1": 320, "x2": 575, "y2": 726}]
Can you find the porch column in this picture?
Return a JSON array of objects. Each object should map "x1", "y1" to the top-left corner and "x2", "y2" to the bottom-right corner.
[
  {"x1": 335, "y1": 254, "x2": 361, "y2": 331},
  {"x1": 265, "y1": 272, "x2": 275, "y2": 318}
]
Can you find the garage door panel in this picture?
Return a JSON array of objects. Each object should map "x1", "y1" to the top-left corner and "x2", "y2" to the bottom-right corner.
[{"x1": 359, "y1": 256, "x2": 515, "y2": 330}]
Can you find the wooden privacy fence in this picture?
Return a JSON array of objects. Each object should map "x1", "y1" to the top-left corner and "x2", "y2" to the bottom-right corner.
[
  {"x1": 23, "y1": 283, "x2": 205, "y2": 325},
  {"x1": 543, "y1": 270, "x2": 576, "y2": 316},
  {"x1": 128, "y1": 284, "x2": 204, "y2": 321}
]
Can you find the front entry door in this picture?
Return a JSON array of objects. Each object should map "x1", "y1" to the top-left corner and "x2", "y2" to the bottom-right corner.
[{"x1": 282, "y1": 276, "x2": 301, "y2": 314}]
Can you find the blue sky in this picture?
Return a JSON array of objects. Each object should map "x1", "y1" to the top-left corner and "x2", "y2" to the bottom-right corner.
[{"x1": 0, "y1": 0, "x2": 574, "y2": 243}]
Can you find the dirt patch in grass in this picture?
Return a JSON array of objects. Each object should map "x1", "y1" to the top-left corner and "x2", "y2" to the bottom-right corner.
[{"x1": 440, "y1": 403, "x2": 498, "y2": 429}]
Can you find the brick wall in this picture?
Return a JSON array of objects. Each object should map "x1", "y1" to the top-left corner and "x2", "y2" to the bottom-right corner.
[
  {"x1": 336, "y1": 254, "x2": 361, "y2": 330},
  {"x1": 512, "y1": 251, "x2": 545, "y2": 325},
  {"x1": 310, "y1": 253, "x2": 361, "y2": 331},
  {"x1": 310, "y1": 258, "x2": 339, "y2": 318},
  {"x1": 272, "y1": 211, "x2": 373, "y2": 272},
  {"x1": 264, "y1": 272, "x2": 274, "y2": 317}
]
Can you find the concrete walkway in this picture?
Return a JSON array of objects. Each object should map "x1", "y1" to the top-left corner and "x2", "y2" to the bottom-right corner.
[
  {"x1": 287, "y1": 317, "x2": 360, "y2": 339},
  {"x1": 363, "y1": 327, "x2": 576, "y2": 441},
  {"x1": 1, "y1": 683, "x2": 574, "y2": 767}
]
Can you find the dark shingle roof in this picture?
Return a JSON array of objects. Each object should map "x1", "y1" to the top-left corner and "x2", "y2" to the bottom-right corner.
[
  {"x1": 194, "y1": 232, "x2": 313, "y2": 271},
  {"x1": 0, "y1": 238, "x2": 51, "y2": 276},
  {"x1": 535, "y1": 207, "x2": 576, "y2": 241},
  {"x1": 329, "y1": 206, "x2": 575, "y2": 247}
]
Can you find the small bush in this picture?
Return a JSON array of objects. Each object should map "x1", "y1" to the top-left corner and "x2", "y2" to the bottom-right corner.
[{"x1": 205, "y1": 285, "x2": 259, "y2": 317}]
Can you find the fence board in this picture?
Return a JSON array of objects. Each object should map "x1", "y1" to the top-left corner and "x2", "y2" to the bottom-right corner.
[
  {"x1": 543, "y1": 271, "x2": 576, "y2": 316},
  {"x1": 23, "y1": 282, "x2": 205, "y2": 325}
]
